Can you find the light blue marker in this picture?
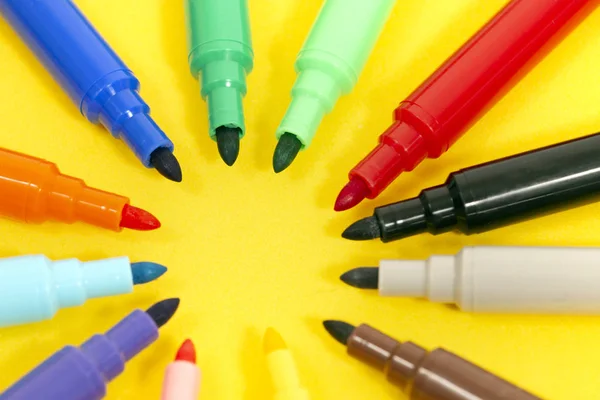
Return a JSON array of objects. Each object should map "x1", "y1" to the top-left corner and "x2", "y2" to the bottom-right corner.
[{"x1": 0, "y1": 255, "x2": 167, "y2": 328}]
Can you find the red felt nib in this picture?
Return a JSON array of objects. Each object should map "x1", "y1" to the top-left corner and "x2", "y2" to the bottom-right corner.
[
  {"x1": 175, "y1": 339, "x2": 196, "y2": 364},
  {"x1": 119, "y1": 204, "x2": 161, "y2": 231},
  {"x1": 334, "y1": 178, "x2": 369, "y2": 211}
]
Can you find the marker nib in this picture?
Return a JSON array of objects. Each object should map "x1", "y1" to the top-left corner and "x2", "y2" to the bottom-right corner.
[
  {"x1": 216, "y1": 126, "x2": 241, "y2": 166},
  {"x1": 342, "y1": 216, "x2": 380, "y2": 240},
  {"x1": 334, "y1": 178, "x2": 369, "y2": 211},
  {"x1": 340, "y1": 267, "x2": 379, "y2": 289},
  {"x1": 150, "y1": 147, "x2": 182, "y2": 182},
  {"x1": 146, "y1": 298, "x2": 180, "y2": 328},
  {"x1": 323, "y1": 320, "x2": 355, "y2": 346},
  {"x1": 175, "y1": 339, "x2": 197, "y2": 364},
  {"x1": 263, "y1": 327, "x2": 287, "y2": 354},
  {"x1": 120, "y1": 204, "x2": 161, "y2": 231},
  {"x1": 273, "y1": 132, "x2": 302, "y2": 173},
  {"x1": 131, "y1": 262, "x2": 167, "y2": 285}
]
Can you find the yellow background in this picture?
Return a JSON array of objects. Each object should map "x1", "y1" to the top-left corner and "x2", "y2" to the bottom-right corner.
[{"x1": 0, "y1": 0, "x2": 600, "y2": 398}]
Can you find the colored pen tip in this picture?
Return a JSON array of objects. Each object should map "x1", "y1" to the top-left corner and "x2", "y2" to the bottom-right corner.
[
  {"x1": 120, "y1": 204, "x2": 161, "y2": 231},
  {"x1": 130, "y1": 262, "x2": 168, "y2": 285},
  {"x1": 175, "y1": 339, "x2": 196, "y2": 364},
  {"x1": 216, "y1": 126, "x2": 241, "y2": 166},
  {"x1": 334, "y1": 178, "x2": 369, "y2": 211},
  {"x1": 263, "y1": 327, "x2": 287, "y2": 354},
  {"x1": 323, "y1": 320, "x2": 355, "y2": 346},
  {"x1": 146, "y1": 298, "x2": 180, "y2": 328},
  {"x1": 342, "y1": 216, "x2": 380, "y2": 240},
  {"x1": 340, "y1": 267, "x2": 379, "y2": 289},
  {"x1": 150, "y1": 147, "x2": 182, "y2": 182},
  {"x1": 273, "y1": 132, "x2": 302, "y2": 173}
]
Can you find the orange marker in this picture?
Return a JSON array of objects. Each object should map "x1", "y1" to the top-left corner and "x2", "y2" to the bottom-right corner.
[{"x1": 0, "y1": 148, "x2": 160, "y2": 231}]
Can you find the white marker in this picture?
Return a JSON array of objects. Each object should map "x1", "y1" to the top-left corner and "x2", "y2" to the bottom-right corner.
[{"x1": 341, "y1": 246, "x2": 600, "y2": 314}]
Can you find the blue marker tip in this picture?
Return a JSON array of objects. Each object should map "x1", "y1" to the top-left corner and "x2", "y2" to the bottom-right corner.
[{"x1": 130, "y1": 262, "x2": 168, "y2": 285}]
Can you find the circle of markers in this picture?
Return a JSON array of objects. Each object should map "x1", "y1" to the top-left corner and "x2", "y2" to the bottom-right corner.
[{"x1": 0, "y1": 0, "x2": 597, "y2": 399}]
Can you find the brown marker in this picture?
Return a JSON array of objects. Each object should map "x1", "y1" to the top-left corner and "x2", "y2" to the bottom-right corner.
[{"x1": 323, "y1": 321, "x2": 542, "y2": 400}]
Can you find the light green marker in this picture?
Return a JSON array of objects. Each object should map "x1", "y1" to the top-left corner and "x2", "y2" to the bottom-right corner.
[
  {"x1": 185, "y1": 0, "x2": 254, "y2": 166},
  {"x1": 273, "y1": 0, "x2": 396, "y2": 173}
]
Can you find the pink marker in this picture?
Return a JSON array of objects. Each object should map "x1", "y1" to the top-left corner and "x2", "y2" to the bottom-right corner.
[{"x1": 161, "y1": 339, "x2": 201, "y2": 400}]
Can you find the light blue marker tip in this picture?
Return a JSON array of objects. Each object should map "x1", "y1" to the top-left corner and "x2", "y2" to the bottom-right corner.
[{"x1": 131, "y1": 262, "x2": 168, "y2": 285}]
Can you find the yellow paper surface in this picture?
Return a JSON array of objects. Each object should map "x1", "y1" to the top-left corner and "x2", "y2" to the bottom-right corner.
[{"x1": 1, "y1": 1, "x2": 600, "y2": 399}]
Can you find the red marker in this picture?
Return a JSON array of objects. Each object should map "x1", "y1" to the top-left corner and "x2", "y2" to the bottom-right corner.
[{"x1": 334, "y1": 0, "x2": 596, "y2": 211}]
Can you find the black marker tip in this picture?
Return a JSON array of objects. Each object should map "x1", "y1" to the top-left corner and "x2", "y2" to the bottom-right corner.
[
  {"x1": 150, "y1": 147, "x2": 182, "y2": 182},
  {"x1": 340, "y1": 267, "x2": 379, "y2": 289},
  {"x1": 342, "y1": 216, "x2": 380, "y2": 240},
  {"x1": 146, "y1": 298, "x2": 180, "y2": 328},
  {"x1": 216, "y1": 126, "x2": 241, "y2": 166},
  {"x1": 273, "y1": 132, "x2": 302, "y2": 173},
  {"x1": 323, "y1": 320, "x2": 355, "y2": 346}
]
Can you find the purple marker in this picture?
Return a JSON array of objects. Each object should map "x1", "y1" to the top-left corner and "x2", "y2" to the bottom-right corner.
[{"x1": 0, "y1": 298, "x2": 180, "y2": 400}]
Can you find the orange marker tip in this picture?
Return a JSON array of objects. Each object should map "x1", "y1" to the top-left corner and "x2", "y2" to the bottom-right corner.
[
  {"x1": 175, "y1": 339, "x2": 196, "y2": 364},
  {"x1": 263, "y1": 327, "x2": 287, "y2": 354},
  {"x1": 120, "y1": 204, "x2": 161, "y2": 231}
]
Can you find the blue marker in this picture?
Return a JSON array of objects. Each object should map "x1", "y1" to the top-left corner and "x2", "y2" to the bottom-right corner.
[
  {"x1": 0, "y1": 0, "x2": 182, "y2": 182},
  {"x1": 0, "y1": 255, "x2": 167, "y2": 328}
]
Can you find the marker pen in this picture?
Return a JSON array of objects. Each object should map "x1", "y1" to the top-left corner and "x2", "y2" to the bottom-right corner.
[
  {"x1": 0, "y1": 0, "x2": 181, "y2": 182},
  {"x1": 0, "y1": 147, "x2": 159, "y2": 231},
  {"x1": 341, "y1": 246, "x2": 600, "y2": 314},
  {"x1": 343, "y1": 132, "x2": 600, "y2": 243},
  {"x1": 264, "y1": 327, "x2": 310, "y2": 400},
  {"x1": 334, "y1": 0, "x2": 596, "y2": 211},
  {"x1": 185, "y1": 0, "x2": 253, "y2": 166},
  {"x1": 323, "y1": 321, "x2": 541, "y2": 400},
  {"x1": 272, "y1": 0, "x2": 395, "y2": 173},
  {"x1": 161, "y1": 339, "x2": 201, "y2": 400},
  {"x1": 0, "y1": 298, "x2": 180, "y2": 400},
  {"x1": 0, "y1": 255, "x2": 167, "y2": 327}
]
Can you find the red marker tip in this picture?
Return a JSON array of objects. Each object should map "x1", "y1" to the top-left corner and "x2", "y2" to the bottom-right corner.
[
  {"x1": 119, "y1": 204, "x2": 161, "y2": 231},
  {"x1": 334, "y1": 178, "x2": 369, "y2": 211},
  {"x1": 175, "y1": 339, "x2": 196, "y2": 364}
]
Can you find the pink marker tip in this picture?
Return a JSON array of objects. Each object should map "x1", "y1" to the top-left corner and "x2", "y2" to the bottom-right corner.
[
  {"x1": 175, "y1": 339, "x2": 196, "y2": 364},
  {"x1": 334, "y1": 178, "x2": 369, "y2": 211}
]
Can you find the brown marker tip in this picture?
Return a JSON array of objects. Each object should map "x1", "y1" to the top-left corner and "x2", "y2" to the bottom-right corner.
[{"x1": 323, "y1": 320, "x2": 355, "y2": 345}]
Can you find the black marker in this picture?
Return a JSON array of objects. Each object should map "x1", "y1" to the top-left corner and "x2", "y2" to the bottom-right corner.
[{"x1": 343, "y1": 132, "x2": 600, "y2": 242}]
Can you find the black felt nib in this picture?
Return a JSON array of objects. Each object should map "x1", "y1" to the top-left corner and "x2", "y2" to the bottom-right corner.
[
  {"x1": 150, "y1": 147, "x2": 182, "y2": 182},
  {"x1": 146, "y1": 298, "x2": 180, "y2": 328},
  {"x1": 323, "y1": 320, "x2": 355, "y2": 346},
  {"x1": 342, "y1": 216, "x2": 381, "y2": 240},
  {"x1": 273, "y1": 132, "x2": 302, "y2": 173},
  {"x1": 216, "y1": 126, "x2": 241, "y2": 166},
  {"x1": 340, "y1": 267, "x2": 379, "y2": 289}
]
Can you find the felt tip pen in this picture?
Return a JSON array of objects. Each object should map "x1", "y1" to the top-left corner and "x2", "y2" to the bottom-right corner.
[
  {"x1": 342, "y1": 132, "x2": 600, "y2": 243},
  {"x1": 0, "y1": 0, "x2": 182, "y2": 182},
  {"x1": 0, "y1": 255, "x2": 167, "y2": 327},
  {"x1": 161, "y1": 339, "x2": 201, "y2": 400},
  {"x1": 185, "y1": 0, "x2": 253, "y2": 166},
  {"x1": 272, "y1": 0, "x2": 395, "y2": 173},
  {"x1": 0, "y1": 147, "x2": 160, "y2": 231},
  {"x1": 323, "y1": 321, "x2": 541, "y2": 400},
  {"x1": 264, "y1": 328, "x2": 310, "y2": 400},
  {"x1": 0, "y1": 298, "x2": 180, "y2": 400},
  {"x1": 334, "y1": 0, "x2": 596, "y2": 211},
  {"x1": 341, "y1": 246, "x2": 600, "y2": 314}
]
